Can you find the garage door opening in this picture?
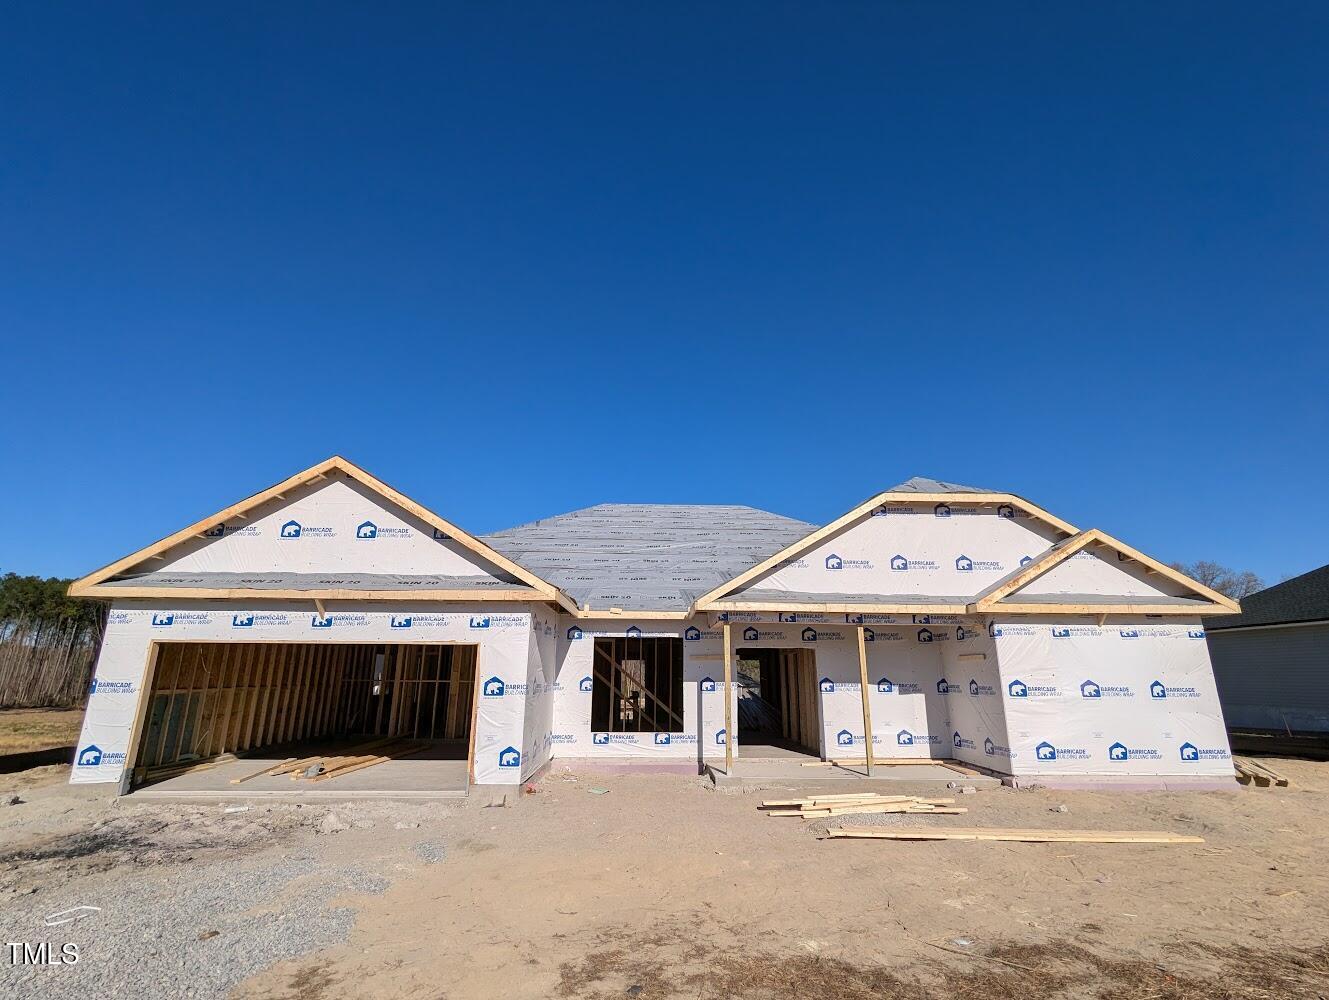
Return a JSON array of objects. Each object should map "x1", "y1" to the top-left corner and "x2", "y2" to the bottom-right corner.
[{"x1": 130, "y1": 642, "x2": 477, "y2": 795}]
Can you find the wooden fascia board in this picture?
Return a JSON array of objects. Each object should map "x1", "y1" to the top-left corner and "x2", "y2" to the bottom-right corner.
[
  {"x1": 69, "y1": 456, "x2": 344, "y2": 595},
  {"x1": 68, "y1": 455, "x2": 562, "y2": 602},
  {"x1": 330, "y1": 457, "x2": 559, "y2": 599},
  {"x1": 705, "y1": 600, "x2": 970, "y2": 615},
  {"x1": 75, "y1": 586, "x2": 550, "y2": 602},
  {"x1": 973, "y1": 526, "x2": 1241, "y2": 614},
  {"x1": 692, "y1": 491, "x2": 1078, "y2": 610},
  {"x1": 978, "y1": 602, "x2": 1236, "y2": 616},
  {"x1": 567, "y1": 609, "x2": 694, "y2": 620},
  {"x1": 971, "y1": 531, "x2": 1101, "y2": 610},
  {"x1": 1081, "y1": 528, "x2": 1241, "y2": 612}
]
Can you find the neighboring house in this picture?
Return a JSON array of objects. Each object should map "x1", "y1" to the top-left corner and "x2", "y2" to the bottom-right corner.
[
  {"x1": 1204, "y1": 565, "x2": 1329, "y2": 734},
  {"x1": 67, "y1": 456, "x2": 1241, "y2": 794}
]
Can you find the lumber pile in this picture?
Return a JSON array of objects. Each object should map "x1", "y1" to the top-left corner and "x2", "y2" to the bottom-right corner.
[
  {"x1": 760, "y1": 792, "x2": 967, "y2": 818},
  {"x1": 1234, "y1": 757, "x2": 1290, "y2": 787},
  {"x1": 824, "y1": 826, "x2": 1204, "y2": 844},
  {"x1": 228, "y1": 738, "x2": 427, "y2": 785}
]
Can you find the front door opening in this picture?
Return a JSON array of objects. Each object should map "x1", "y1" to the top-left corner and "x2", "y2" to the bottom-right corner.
[{"x1": 736, "y1": 647, "x2": 819, "y2": 757}]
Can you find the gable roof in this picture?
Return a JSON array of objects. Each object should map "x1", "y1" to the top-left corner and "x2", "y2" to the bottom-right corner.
[
  {"x1": 483, "y1": 503, "x2": 816, "y2": 616},
  {"x1": 692, "y1": 483, "x2": 1078, "y2": 611},
  {"x1": 69, "y1": 456, "x2": 562, "y2": 604},
  {"x1": 1203, "y1": 563, "x2": 1329, "y2": 630},
  {"x1": 972, "y1": 528, "x2": 1240, "y2": 615}
]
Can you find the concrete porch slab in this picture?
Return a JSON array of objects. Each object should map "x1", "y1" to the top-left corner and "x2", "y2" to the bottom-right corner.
[{"x1": 705, "y1": 759, "x2": 1002, "y2": 790}]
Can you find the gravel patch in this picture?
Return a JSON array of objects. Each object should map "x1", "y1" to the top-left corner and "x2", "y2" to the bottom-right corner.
[
  {"x1": 0, "y1": 852, "x2": 388, "y2": 999},
  {"x1": 413, "y1": 841, "x2": 446, "y2": 864}
]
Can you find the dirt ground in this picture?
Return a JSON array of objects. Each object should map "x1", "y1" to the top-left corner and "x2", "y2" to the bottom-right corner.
[
  {"x1": 0, "y1": 707, "x2": 83, "y2": 754},
  {"x1": 2, "y1": 761, "x2": 1328, "y2": 1000}
]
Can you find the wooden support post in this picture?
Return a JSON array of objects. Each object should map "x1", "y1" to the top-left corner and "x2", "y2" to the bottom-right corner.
[
  {"x1": 856, "y1": 625, "x2": 874, "y2": 776},
  {"x1": 722, "y1": 621, "x2": 734, "y2": 773}
]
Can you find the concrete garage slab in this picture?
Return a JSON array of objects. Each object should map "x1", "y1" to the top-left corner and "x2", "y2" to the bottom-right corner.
[
  {"x1": 132, "y1": 742, "x2": 470, "y2": 801},
  {"x1": 705, "y1": 759, "x2": 1002, "y2": 791}
]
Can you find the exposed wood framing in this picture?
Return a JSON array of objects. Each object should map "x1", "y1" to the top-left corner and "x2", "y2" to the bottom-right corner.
[
  {"x1": 705, "y1": 601, "x2": 970, "y2": 615},
  {"x1": 129, "y1": 641, "x2": 478, "y2": 785},
  {"x1": 855, "y1": 626, "x2": 874, "y2": 776},
  {"x1": 970, "y1": 528, "x2": 1240, "y2": 614},
  {"x1": 722, "y1": 621, "x2": 733, "y2": 773},
  {"x1": 68, "y1": 455, "x2": 563, "y2": 602},
  {"x1": 693, "y1": 490, "x2": 1078, "y2": 611}
]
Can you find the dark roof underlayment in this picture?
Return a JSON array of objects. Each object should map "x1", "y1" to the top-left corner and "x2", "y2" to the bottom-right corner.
[{"x1": 483, "y1": 503, "x2": 817, "y2": 613}]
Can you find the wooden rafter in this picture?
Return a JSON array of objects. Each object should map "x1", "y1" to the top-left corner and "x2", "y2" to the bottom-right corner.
[
  {"x1": 970, "y1": 528, "x2": 1240, "y2": 614},
  {"x1": 68, "y1": 456, "x2": 563, "y2": 602},
  {"x1": 692, "y1": 490, "x2": 1077, "y2": 611}
]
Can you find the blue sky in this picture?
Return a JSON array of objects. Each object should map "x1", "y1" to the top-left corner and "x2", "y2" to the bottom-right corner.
[{"x1": 2, "y1": 4, "x2": 1325, "y2": 585}]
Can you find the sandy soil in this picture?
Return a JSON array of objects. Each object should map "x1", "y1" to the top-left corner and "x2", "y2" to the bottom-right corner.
[
  {"x1": 0, "y1": 707, "x2": 83, "y2": 754},
  {"x1": 2, "y1": 761, "x2": 1327, "y2": 999}
]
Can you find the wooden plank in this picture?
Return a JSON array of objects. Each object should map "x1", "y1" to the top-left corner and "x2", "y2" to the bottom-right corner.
[
  {"x1": 722, "y1": 622, "x2": 733, "y2": 772},
  {"x1": 855, "y1": 625, "x2": 875, "y2": 775},
  {"x1": 229, "y1": 757, "x2": 297, "y2": 784},
  {"x1": 824, "y1": 827, "x2": 1204, "y2": 844},
  {"x1": 309, "y1": 741, "x2": 429, "y2": 782},
  {"x1": 1236, "y1": 757, "x2": 1289, "y2": 786}
]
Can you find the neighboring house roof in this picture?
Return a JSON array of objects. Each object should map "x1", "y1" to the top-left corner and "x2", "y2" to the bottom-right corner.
[
  {"x1": 482, "y1": 503, "x2": 817, "y2": 613},
  {"x1": 1204, "y1": 564, "x2": 1329, "y2": 631}
]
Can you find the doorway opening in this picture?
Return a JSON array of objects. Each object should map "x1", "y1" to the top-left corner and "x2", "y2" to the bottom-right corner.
[{"x1": 735, "y1": 647, "x2": 819, "y2": 758}]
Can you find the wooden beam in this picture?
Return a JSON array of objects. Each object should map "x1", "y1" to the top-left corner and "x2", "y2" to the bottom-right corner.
[
  {"x1": 692, "y1": 491, "x2": 1078, "y2": 610},
  {"x1": 856, "y1": 625, "x2": 874, "y2": 777},
  {"x1": 823, "y1": 827, "x2": 1204, "y2": 844},
  {"x1": 722, "y1": 621, "x2": 733, "y2": 773}
]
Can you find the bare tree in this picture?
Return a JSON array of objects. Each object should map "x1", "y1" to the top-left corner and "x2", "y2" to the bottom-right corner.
[{"x1": 1169, "y1": 561, "x2": 1264, "y2": 600}]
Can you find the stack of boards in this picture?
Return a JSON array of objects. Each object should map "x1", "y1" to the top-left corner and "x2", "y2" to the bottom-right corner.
[
  {"x1": 229, "y1": 737, "x2": 428, "y2": 785},
  {"x1": 760, "y1": 793, "x2": 966, "y2": 817},
  {"x1": 1234, "y1": 757, "x2": 1290, "y2": 787}
]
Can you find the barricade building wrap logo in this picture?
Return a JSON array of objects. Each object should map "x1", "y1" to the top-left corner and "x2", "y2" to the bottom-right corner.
[
  {"x1": 683, "y1": 626, "x2": 702, "y2": 641},
  {"x1": 498, "y1": 746, "x2": 521, "y2": 768},
  {"x1": 1179, "y1": 741, "x2": 1229, "y2": 762},
  {"x1": 390, "y1": 615, "x2": 412, "y2": 629},
  {"x1": 897, "y1": 729, "x2": 915, "y2": 746},
  {"x1": 984, "y1": 736, "x2": 1013, "y2": 758},
  {"x1": 1188, "y1": 630, "x2": 1206, "y2": 639},
  {"x1": 802, "y1": 627, "x2": 818, "y2": 642},
  {"x1": 917, "y1": 628, "x2": 933, "y2": 643},
  {"x1": 742, "y1": 626, "x2": 785, "y2": 642},
  {"x1": 836, "y1": 729, "x2": 856, "y2": 747},
  {"x1": 953, "y1": 731, "x2": 975, "y2": 751},
  {"x1": 715, "y1": 729, "x2": 727, "y2": 746},
  {"x1": 567, "y1": 626, "x2": 584, "y2": 641},
  {"x1": 625, "y1": 626, "x2": 642, "y2": 639},
  {"x1": 996, "y1": 504, "x2": 1016, "y2": 519},
  {"x1": 1150, "y1": 680, "x2": 1201, "y2": 699},
  {"x1": 1034, "y1": 740, "x2": 1089, "y2": 761},
  {"x1": 877, "y1": 676, "x2": 922, "y2": 695},
  {"x1": 593, "y1": 732, "x2": 610, "y2": 745},
  {"x1": 1107, "y1": 741, "x2": 1161, "y2": 762},
  {"x1": 819, "y1": 677, "x2": 836, "y2": 693},
  {"x1": 654, "y1": 733, "x2": 671, "y2": 745},
  {"x1": 77, "y1": 744, "x2": 126, "y2": 768},
  {"x1": 280, "y1": 519, "x2": 335, "y2": 538},
  {"x1": 312, "y1": 615, "x2": 333, "y2": 629},
  {"x1": 469, "y1": 617, "x2": 491, "y2": 629},
  {"x1": 824, "y1": 553, "x2": 872, "y2": 571},
  {"x1": 309, "y1": 613, "x2": 369, "y2": 630},
  {"x1": 1081, "y1": 678, "x2": 1134, "y2": 699},
  {"x1": 890, "y1": 554, "x2": 909, "y2": 571},
  {"x1": 152, "y1": 613, "x2": 175, "y2": 627},
  {"x1": 1009, "y1": 678, "x2": 1059, "y2": 698},
  {"x1": 955, "y1": 554, "x2": 1003, "y2": 573},
  {"x1": 356, "y1": 518, "x2": 409, "y2": 539},
  {"x1": 578, "y1": 677, "x2": 593, "y2": 693},
  {"x1": 90, "y1": 678, "x2": 134, "y2": 696},
  {"x1": 968, "y1": 678, "x2": 995, "y2": 696},
  {"x1": 699, "y1": 677, "x2": 716, "y2": 693},
  {"x1": 204, "y1": 522, "x2": 259, "y2": 538},
  {"x1": 483, "y1": 677, "x2": 506, "y2": 697},
  {"x1": 1119, "y1": 629, "x2": 1140, "y2": 639}
]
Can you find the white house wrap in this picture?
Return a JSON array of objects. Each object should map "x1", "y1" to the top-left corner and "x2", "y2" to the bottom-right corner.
[{"x1": 67, "y1": 459, "x2": 1240, "y2": 792}]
